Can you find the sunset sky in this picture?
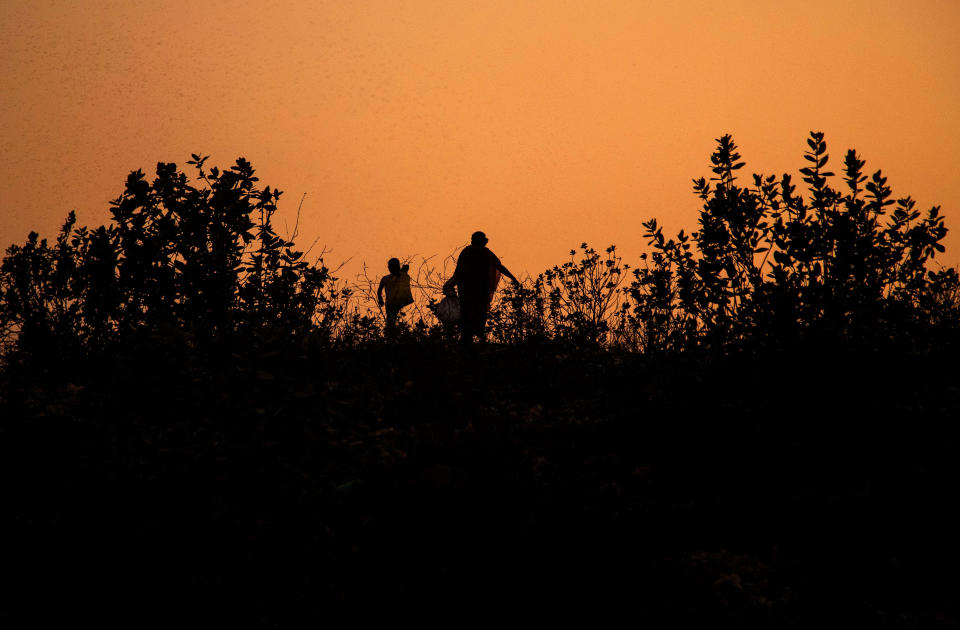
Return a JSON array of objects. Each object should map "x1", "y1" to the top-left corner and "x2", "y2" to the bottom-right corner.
[{"x1": 2, "y1": 0, "x2": 959, "y2": 283}]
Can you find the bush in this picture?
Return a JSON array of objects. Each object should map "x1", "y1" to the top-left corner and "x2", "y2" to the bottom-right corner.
[
  {"x1": 0, "y1": 156, "x2": 340, "y2": 366},
  {"x1": 620, "y1": 132, "x2": 959, "y2": 353},
  {"x1": 485, "y1": 132, "x2": 958, "y2": 353}
]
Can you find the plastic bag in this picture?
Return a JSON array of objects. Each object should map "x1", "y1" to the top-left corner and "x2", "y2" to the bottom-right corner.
[{"x1": 435, "y1": 295, "x2": 461, "y2": 323}]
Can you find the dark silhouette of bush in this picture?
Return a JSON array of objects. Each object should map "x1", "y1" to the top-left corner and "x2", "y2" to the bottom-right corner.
[
  {"x1": 485, "y1": 244, "x2": 626, "y2": 349},
  {"x1": 635, "y1": 131, "x2": 959, "y2": 352},
  {"x1": 0, "y1": 156, "x2": 345, "y2": 367},
  {"x1": 487, "y1": 132, "x2": 959, "y2": 352}
]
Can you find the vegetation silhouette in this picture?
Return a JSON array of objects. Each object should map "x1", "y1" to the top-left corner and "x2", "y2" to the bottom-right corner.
[
  {"x1": 2, "y1": 133, "x2": 955, "y2": 363},
  {"x1": 1, "y1": 133, "x2": 958, "y2": 625}
]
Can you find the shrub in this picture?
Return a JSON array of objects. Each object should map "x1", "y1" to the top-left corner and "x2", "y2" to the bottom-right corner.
[
  {"x1": 0, "y1": 156, "x2": 339, "y2": 365},
  {"x1": 619, "y1": 132, "x2": 959, "y2": 352}
]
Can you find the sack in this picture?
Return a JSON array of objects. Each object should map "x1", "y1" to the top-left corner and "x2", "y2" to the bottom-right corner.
[
  {"x1": 435, "y1": 295, "x2": 461, "y2": 323},
  {"x1": 385, "y1": 273, "x2": 414, "y2": 309}
]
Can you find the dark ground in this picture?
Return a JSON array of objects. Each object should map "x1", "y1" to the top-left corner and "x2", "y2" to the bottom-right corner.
[{"x1": 2, "y1": 340, "x2": 958, "y2": 626}]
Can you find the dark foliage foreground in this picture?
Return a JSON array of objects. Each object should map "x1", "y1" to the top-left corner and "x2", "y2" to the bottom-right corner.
[
  {"x1": 2, "y1": 132, "x2": 959, "y2": 625},
  {"x1": 2, "y1": 340, "x2": 958, "y2": 626}
]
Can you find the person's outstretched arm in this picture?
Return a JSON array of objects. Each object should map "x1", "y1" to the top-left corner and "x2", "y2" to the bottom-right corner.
[
  {"x1": 496, "y1": 261, "x2": 520, "y2": 285},
  {"x1": 443, "y1": 257, "x2": 461, "y2": 294}
]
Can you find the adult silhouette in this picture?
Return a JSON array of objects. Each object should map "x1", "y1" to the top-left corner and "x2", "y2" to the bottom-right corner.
[{"x1": 443, "y1": 231, "x2": 519, "y2": 344}]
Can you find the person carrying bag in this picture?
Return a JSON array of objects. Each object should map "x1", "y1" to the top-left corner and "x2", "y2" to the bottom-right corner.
[{"x1": 378, "y1": 258, "x2": 414, "y2": 329}]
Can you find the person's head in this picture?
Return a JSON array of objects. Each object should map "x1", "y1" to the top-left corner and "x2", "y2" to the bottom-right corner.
[
  {"x1": 471, "y1": 231, "x2": 488, "y2": 246},
  {"x1": 387, "y1": 258, "x2": 401, "y2": 274}
]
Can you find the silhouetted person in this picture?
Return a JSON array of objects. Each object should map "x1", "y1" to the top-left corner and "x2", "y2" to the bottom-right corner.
[
  {"x1": 378, "y1": 258, "x2": 413, "y2": 330},
  {"x1": 443, "y1": 231, "x2": 519, "y2": 344}
]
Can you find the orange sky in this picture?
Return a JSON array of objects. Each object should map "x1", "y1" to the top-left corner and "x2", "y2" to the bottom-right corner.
[{"x1": 2, "y1": 0, "x2": 959, "y2": 283}]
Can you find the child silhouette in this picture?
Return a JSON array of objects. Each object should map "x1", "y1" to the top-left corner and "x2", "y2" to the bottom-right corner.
[{"x1": 377, "y1": 258, "x2": 414, "y2": 329}]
